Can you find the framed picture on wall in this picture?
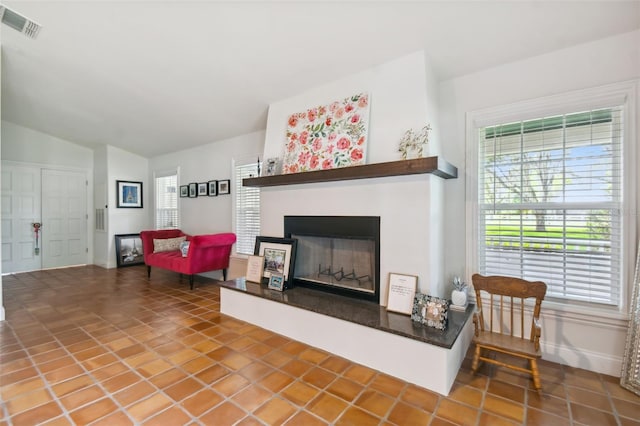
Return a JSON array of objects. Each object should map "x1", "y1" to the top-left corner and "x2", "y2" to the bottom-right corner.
[
  {"x1": 179, "y1": 185, "x2": 189, "y2": 197},
  {"x1": 188, "y1": 183, "x2": 197, "y2": 198},
  {"x1": 198, "y1": 182, "x2": 208, "y2": 196},
  {"x1": 217, "y1": 179, "x2": 230, "y2": 195},
  {"x1": 208, "y1": 180, "x2": 218, "y2": 196},
  {"x1": 116, "y1": 180, "x2": 143, "y2": 208}
]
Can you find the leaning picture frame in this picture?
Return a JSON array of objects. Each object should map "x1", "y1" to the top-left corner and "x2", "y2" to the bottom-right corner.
[
  {"x1": 116, "y1": 180, "x2": 143, "y2": 208},
  {"x1": 114, "y1": 233, "x2": 144, "y2": 267},
  {"x1": 411, "y1": 293, "x2": 449, "y2": 330},
  {"x1": 386, "y1": 273, "x2": 418, "y2": 315},
  {"x1": 268, "y1": 272, "x2": 285, "y2": 291},
  {"x1": 254, "y1": 236, "x2": 297, "y2": 287}
]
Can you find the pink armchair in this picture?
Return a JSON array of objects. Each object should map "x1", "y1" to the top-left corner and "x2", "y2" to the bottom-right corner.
[{"x1": 139, "y1": 229, "x2": 236, "y2": 290}]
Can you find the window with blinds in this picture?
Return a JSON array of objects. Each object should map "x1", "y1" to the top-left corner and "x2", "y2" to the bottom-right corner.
[
  {"x1": 234, "y1": 162, "x2": 260, "y2": 255},
  {"x1": 155, "y1": 172, "x2": 179, "y2": 229},
  {"x1": 478, "y1": 107, "x2": 623, "y2": 306}
]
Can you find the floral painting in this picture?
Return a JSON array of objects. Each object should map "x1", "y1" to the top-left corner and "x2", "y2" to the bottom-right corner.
[{"x1": 282, "y1": 92, "x2": 370, "y2": 174}]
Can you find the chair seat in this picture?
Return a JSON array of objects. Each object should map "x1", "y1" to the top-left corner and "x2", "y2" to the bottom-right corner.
[{"x1": 473, "y1": 330, "x2": 541, "y2": 358}]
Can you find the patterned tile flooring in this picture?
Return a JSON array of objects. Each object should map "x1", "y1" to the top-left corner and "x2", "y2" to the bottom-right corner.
[{"x1": 1, "y1": 265, "x2": 639, "y2": 425}]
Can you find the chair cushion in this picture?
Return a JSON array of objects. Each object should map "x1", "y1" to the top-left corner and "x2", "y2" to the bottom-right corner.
[{"x1": 153, "y1": 236, "x2": 186, "y2": 253}]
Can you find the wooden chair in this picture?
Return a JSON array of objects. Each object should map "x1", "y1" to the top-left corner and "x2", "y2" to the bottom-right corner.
[{"x1": 471, "y1": 273, "x2": 547, "y2": 392}]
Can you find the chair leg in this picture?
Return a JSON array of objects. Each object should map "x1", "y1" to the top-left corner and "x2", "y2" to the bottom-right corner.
[
  {"x1": 189, "y1": 275, "x2": 194, "y2": 290},
  {"x1": 471, "y1": 345, "x2": 481, "y2": 374},
  {"x1": 530, "y1": 358, "x2": 542, "y2": 393},
  {"x1": 223, "y1": 268, "x2": 228, "y2": 281},
  {"x1": 147, "y1": 266, "x2": 151, "y2": 279}
]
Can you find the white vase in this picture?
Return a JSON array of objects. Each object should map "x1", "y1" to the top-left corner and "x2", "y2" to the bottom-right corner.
[{"x1": 451, "y1": 289, "x2": 467, "y2": 307}]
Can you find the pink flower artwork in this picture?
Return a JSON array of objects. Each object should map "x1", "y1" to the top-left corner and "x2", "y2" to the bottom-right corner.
[{"x1": 283, "y1": 92, "x2": 370, "y2": 173}]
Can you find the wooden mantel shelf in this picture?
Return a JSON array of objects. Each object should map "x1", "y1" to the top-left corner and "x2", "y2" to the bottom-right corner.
[{"x1": 243, "y1": 156, "x2": 457, "y2": 188}]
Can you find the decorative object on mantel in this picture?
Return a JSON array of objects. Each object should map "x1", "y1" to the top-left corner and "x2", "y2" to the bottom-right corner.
[
  {"x1": 398, "y1": 124, "x2": 431, "y2": 160},
  {"x1": 264, "y1": 157, "x2": 282, "y2": 176},
  {"x1": 386, "y1": 273, "x2": 418, "y2": 315},
  {"x1": 450, "y1": 276, "x2": 469, "y2": 311},
  {"x1": 282, "y1": 92, "x2": 370, "y2": 174},
  {"x1": 411, "y1": 293, "x2": 449, "y2": 330}
]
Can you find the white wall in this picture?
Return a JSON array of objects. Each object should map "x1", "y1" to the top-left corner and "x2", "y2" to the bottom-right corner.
[
  {"x1": 262, "y1": 51, "x2": 447, "y2": 301},
  {"x1": 0, "y1": 50, "x2": 4, "y2": 321},
  {"x1": 438, "y1": 30, "x2": 640, "y2": 375},
  {"x1": 105, "y1": 145, "x2": 149, "y2": 268}
]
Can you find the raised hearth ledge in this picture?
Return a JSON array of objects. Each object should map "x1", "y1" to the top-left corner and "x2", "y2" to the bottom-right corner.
[{"x1": 219, "y1": 278, "x2": 474, "y2": 395}]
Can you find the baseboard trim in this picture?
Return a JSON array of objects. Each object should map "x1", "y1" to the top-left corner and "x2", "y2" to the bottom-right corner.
[{"x1": 542, "y1": 341, "x2": 622, "y2": 377}]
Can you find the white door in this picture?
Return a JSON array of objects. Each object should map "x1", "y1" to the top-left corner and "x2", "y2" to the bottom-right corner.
[
  {"x1": 1, "y1": 164, "x2": 42, "y2": 273},
  {"x1": 42, "y1": 169, "x2": 88, "y2": 268}
]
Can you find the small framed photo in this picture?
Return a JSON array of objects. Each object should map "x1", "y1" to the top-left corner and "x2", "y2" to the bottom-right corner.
[
  {"x1": 217, "y1": 179, "x2": 231, "y2": 195},
  {"x1": 411, "y1": 293, "x2": 449, "y2": 330},
  {"x1": 198, "y1": 182, "x2": 208, "y2": 196},
  {"x1": 386, "y1": 273, "x2": 418, "y2": 315},
  {"x1": 246, "y1": 255, "x2": 264, "y2": 283},
  {"x1": 188, "y1": 183, "x2": 197, "y2": 198},
  {"x1": 268, "y1": 272, "x2": 285, "y2": 291},
  {"x1": 116, "y1": 180, "x2": 143, "y2": 208},
  {"x1": 115, "y1": 233, "x2": 144, "y2": 267},
  {"x1": 179, "y1": 185, "x2": 189, "y2": 198},
  {"x1": 208, "y1": 180, "x2": 218, "y2": 196},
  {"x1": 254, "y1": 236, "x2": 297, "y2": 287},
  {"x1": 264, "y1": 158, "x2": 281, "y2": 176}
]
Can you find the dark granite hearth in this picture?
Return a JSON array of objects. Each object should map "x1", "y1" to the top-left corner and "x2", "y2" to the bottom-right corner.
[{"x1": 218, "y1": 278, "x2": 473, "y2": 349}]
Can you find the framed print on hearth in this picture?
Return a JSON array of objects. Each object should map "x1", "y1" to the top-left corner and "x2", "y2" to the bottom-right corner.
[
  {"x1": 268, "y1": 272, "x2": 285, "y2": 291},
  {"x1": 386, "y1": 273, "x2": 418, "y2": 315},
  {"x1": 411, "y1": 293, "x2": 449, "y2": 330},
  {"x1": 116, "y1": 180, "x2": 143, "y2": 208},
  {"x1": 217, "y1": 179, "x2": 230, "y2": 195},
  {"x1": 254, "y1": 236, "x2": 297, "y2": 287},
  {"x1": 208, "y1": 180, "x2": 218, "y2": 196}
]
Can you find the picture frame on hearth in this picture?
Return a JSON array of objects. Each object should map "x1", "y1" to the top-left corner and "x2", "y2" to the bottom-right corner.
[
  {"x1": 386, "y1": 273, "x2": 418, "y2": 315},
  {"x1": 246, "y1": 255, "x2": 264, "y2": 283},
  {"x1": 268, "y1": 272, "x2": 285, "y2": 291},
  {"x1": 411, "y1": 293, "x2": 449, "y2": 330},
  {"x1": 254, "y1": 236, "x2": 297, "y2": 287}
]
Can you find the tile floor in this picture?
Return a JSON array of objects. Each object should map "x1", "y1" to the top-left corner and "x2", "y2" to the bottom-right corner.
[{"x1": 0, "y1": 265, "x2": 639, "y2": 425}]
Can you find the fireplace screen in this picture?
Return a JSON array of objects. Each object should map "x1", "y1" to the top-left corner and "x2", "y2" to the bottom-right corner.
[{"x1": 292, "y1": 235, "x2": 375, "y2": 294}]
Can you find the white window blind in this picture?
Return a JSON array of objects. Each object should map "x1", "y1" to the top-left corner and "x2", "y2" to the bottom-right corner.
[
  {"x1": 155, "y1": 172, "x2": 179, "y2": 229},
  {"x1": 234, "y1": 161, "x2": 260, "y2": 255},
  {"x1": 478, "y1": 107, "x2": 623, "y2": 306}
]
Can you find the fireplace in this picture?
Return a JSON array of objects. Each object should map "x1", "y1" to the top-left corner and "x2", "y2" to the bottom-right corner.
[{"x1": 284, "y1": 216, "x2": 380, "y2": 303}]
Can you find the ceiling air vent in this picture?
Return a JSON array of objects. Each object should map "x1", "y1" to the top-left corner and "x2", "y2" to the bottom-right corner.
[{"x1": 0, "y1": 4, "x2": 41, "y2": 39}]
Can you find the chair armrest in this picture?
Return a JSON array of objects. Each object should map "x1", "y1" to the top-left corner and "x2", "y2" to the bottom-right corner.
[{"x1": 189, "y1": 233, "x2": 237, "y2": 249}]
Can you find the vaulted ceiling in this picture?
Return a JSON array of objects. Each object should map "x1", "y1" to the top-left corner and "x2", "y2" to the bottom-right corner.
[{"x1": 2, "y1": 1, "x2": 639, "y2": 158}]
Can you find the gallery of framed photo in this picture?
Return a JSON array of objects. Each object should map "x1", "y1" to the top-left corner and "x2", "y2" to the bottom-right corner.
[
  {"x1": 197, "y1": 182, "x2": 208, "y2": 196},
  {"x1": 115, "y1": 233, "x2": 144, "y2": 267},
  {"x1": 208, "y1": 180, "x2": 218, "y2": 196},
  {"x1": 386, "y1": 273, "x2": 418, "y2": 315},
  {"x1": 179, "y1": 185, "x2": 188, "y2": 198},
  {"x1": 254, "y1": 236, "x2": 297, "y2": 287},
  {"x1": 188, "y1": 183, "x2": 197, "y2": 198},
  {"x1": 217, "y1": 179, "x2": 231, "y2": 195},
  {"x1": 268, "y1": 272, "x2": 285, "y2": 291},
  {"x1": 411, "y1": 293, "x2": 449, "y2": 330},
  {"x1": 116, "y1": 180, "x2": 143, "y2": 208}
]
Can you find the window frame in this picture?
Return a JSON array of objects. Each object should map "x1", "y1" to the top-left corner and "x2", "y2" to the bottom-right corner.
[
  {"x1": 153, "y1": 168, "x2": 180, "y2": 230},
  {"x1": 232, "y1": 156, "x2": 261, "y2": 256},
  {"x1": 465, "y1": 81, "x2": 637, "y2": 318}
]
